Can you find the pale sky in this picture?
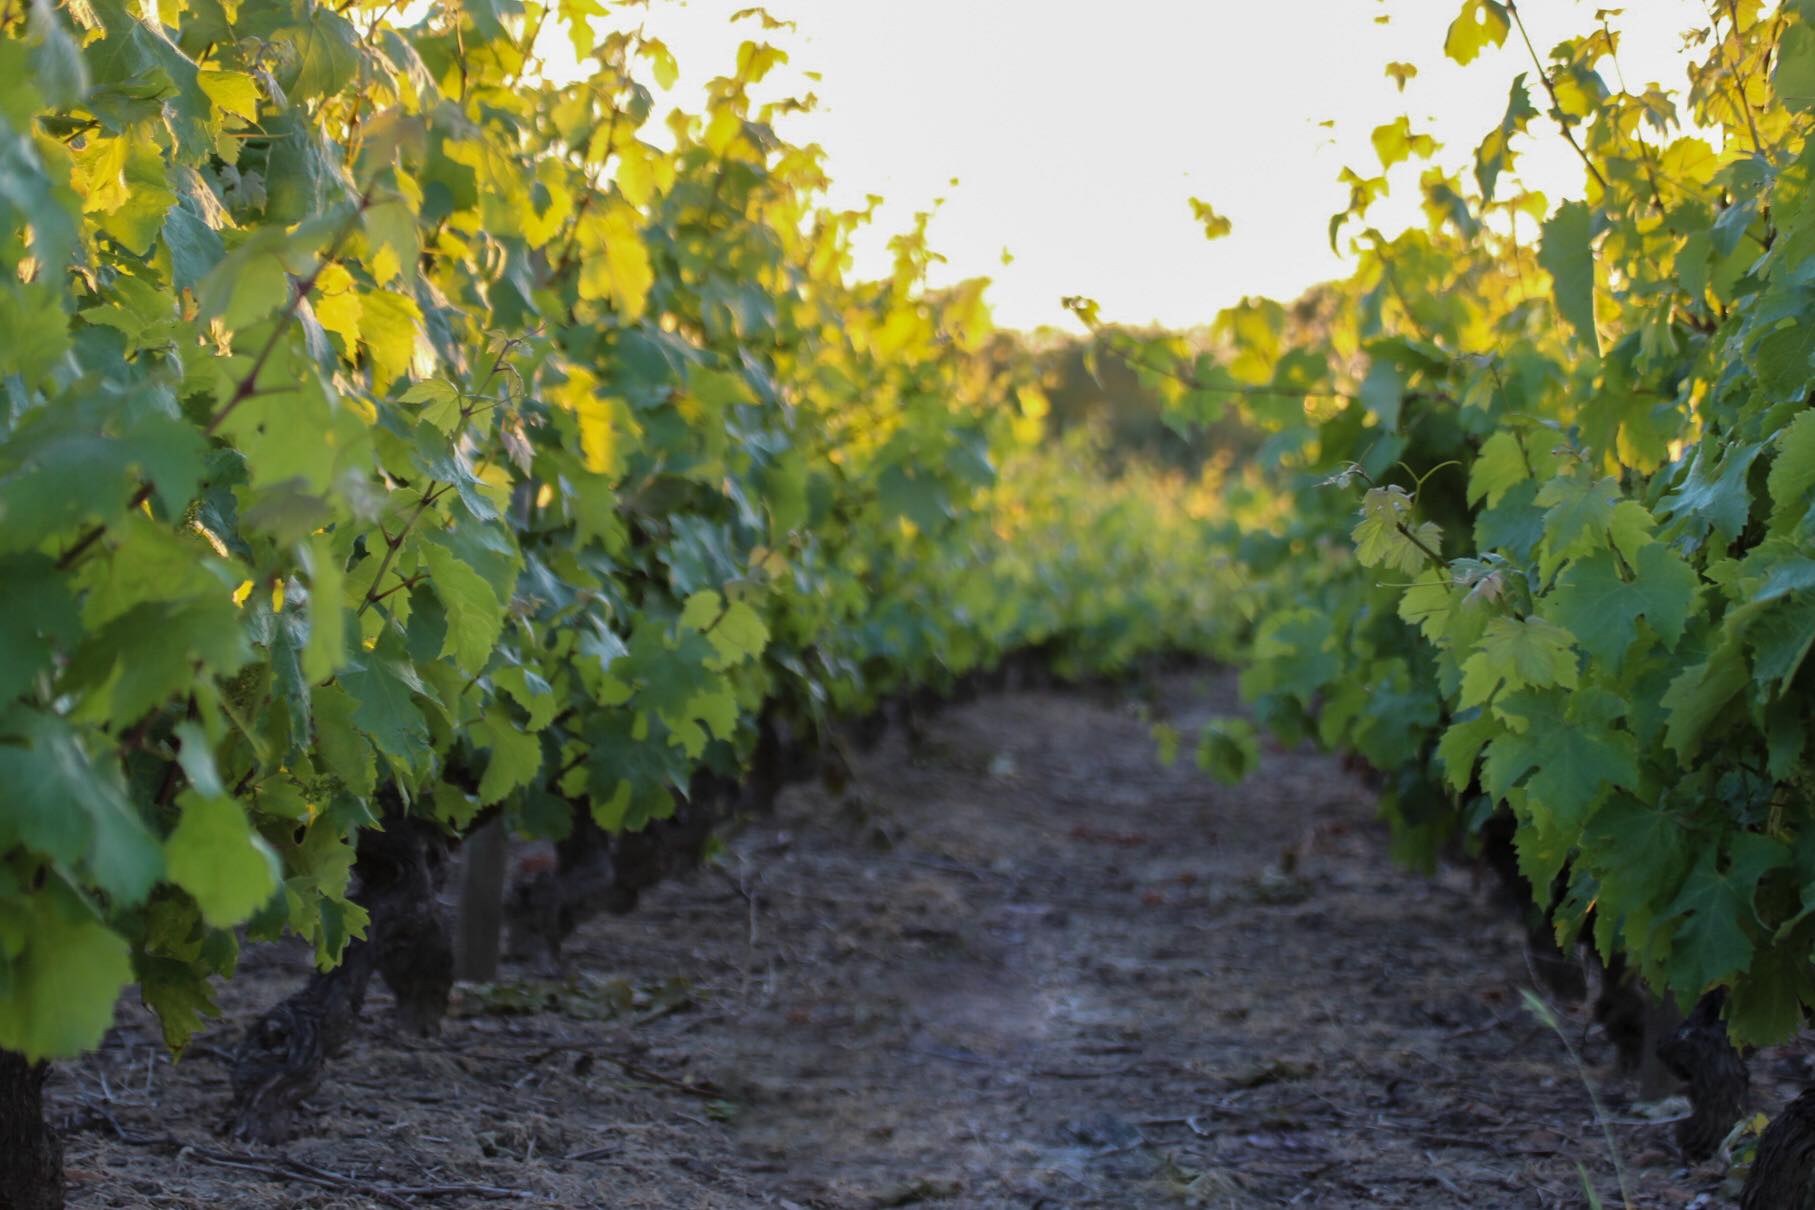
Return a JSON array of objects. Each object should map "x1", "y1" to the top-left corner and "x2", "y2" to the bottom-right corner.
[{"x1": 604, "y1": 1, "x2": 1716, "y2": 331}]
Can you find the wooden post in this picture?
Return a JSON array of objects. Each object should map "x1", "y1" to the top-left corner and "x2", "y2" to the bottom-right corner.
[{"x1": 455, "y1": 815, "x2": 507, "y2": 982}]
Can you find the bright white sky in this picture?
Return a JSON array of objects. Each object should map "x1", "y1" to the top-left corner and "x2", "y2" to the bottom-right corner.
[{"x1": 613, "y1": 0, "x2": 1716, "y2": 332}]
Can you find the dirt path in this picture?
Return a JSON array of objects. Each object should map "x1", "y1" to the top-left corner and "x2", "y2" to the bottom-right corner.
[{"x1": 51, "y1": 669, "x2": 1792, "y2": 1208}]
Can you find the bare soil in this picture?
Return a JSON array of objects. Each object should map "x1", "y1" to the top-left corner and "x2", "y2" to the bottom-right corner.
[{"x1": 45, "y1": 669, "x2": 1805, "y2": 1208}]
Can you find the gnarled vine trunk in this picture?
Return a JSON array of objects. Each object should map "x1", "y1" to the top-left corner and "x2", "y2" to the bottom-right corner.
[
  {"x1": 507, "y1": 775, "x2": 726, "y2": 964},
  {"x1": 365, "y1": 817, "x2": 455, "y2": 1036},
  {"x1": 1477, "y1": 809, "x2": 1586, "y2": 1002},
  {"x1": 1589, "y1": 952, "x2": 1681, "y2": 1100},
  {"x1": 229, "y1": 814, "x2": 453, "y2": 1141},
  {"x1": 0, "y1": 1050, "x2": 63, "y2": 1210},
  {"x1": 228, "y1": 935, "x2": 378, "y2": 1142},
  {"x1": 1743, "y1": 1087, "x2": 1815, "y2": 1210},
  {"x1": 1659, "y1": 989, "x2": 1749, "y2": 1161}
]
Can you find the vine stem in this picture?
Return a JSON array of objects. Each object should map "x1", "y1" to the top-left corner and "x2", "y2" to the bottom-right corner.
[
  {"x1": 1600, "y1": 15, "x2": 1668, "y2": 216},
  {"x1": 1332, "y1": 462, "x2": 1449, "y2": 572},
  {"x1": 1717, "y1": 0, "x2": 1767, "y2": 157},
  {"x1": 551, "y1": 21, "x2": 644, "y2": 278},
  {"x1": 1505, "y1": 0, "x2": 1610, "y2": 195},
  {"x1": 205, "y1": 194, "x2": 374, "y2": 436},
  {"x1": 55, "y1": 192, "x2": 374, "y2": 572},
  {"x1": 1395, "y1": 521, "x2": 1447, "y2": 569},
  {"x1": 356, "y1": 484, "x2": 451, "y2": 617}
]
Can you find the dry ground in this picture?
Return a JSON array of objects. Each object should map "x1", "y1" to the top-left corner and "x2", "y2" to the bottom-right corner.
[{"x1": 47, "y1": 668, "x2": 1807, "y2": 1208}]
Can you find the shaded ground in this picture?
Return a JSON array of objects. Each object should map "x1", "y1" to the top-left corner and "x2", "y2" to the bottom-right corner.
[{"x1": 48, "y1": 668, "x2": 1803, "y2": 1208}]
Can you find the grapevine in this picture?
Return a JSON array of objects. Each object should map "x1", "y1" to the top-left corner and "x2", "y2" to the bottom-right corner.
[
  {"x1": 1071, "y1": 0, "x2": 1815, "y2": 1178},
  {"x1": 0, "y1": 1, "x2": 1242, "y2": 1196}
]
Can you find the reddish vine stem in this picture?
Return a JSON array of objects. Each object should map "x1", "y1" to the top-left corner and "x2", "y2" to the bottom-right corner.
[
  {"x1": 356, "y1": 484, "x2": 450, "y2": 617},
  {"x1": 552, "y1": 95, "x2": 628, "y2": 277},
  {"x1": 1394, "y1": 520, "x2": 1447, "y2": 569},
  {"x1": 204, "y1": 194, "x2": 375, "y2": 437},
  {"x1": 55, "y1": 193, "x2": 374, "y2": 573},
  {"x1": 351, "y1": 336, "x2": 513, "y2": 624},
  {"x1": 368, "y1": 572, "x2": 428, "y2": 605},
  {"x1": 1718, "y1": 0, "x2": 1767, "y2": 157}
]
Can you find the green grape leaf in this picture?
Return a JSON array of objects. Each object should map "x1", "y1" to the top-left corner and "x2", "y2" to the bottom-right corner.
[
  {"x1": 1475, "y1": 73, "x2": 1537, "y2": 200},
  {"x1": 0, "y1": 554, "x2": 77, "y2": 701},
  {"x1": 63, "y1": 598, "x2": 251, "y2": 730},
  {"x1": 1535, "y1": 474, "x2": 1619, "y2": 575},
  {"x1": 422, "y1": 538, "x2": 505, "y2": 675},
  {"x1": 1662, "y1": 440, "x2": 1762, "y2": 544},
  {"x1": 679, "y1": 683, "x2": 740, "y2": 749},
  {"x1": 1752, "y1": 556, "x2": 1815, "y2": 603},
  {"x1": 1748, "y1": 594, "x2": 1815, "y2": 690},
  {"x1": 1749, "y1": 306, "x2": 1814, "y2": 406},
  {"x1": 139, "y1": 956, "x2": 222, "y2": 1054},
  {"x1": 1728, "y1": 935, "x2": 1815, "y2": 1046},
  {"x1": 163, "y1": 175, "x2": 228, "y2": 289},
  {"x1": 1436, "y1": 712, "x2": 1499, "y2": 792},
  {"x1": 474, "y1": 712, "x2": 542, "y2": 805},
  {"x1": 164, "y1": 790, "x2": 282, "y2": 927},
  {"x1": 1458, "y1": 616, "x2": 1579, "y2": 710},
  {"x1": 197, "y1": 226, "x2": 296, "y2": 330},
  {"x1": 302, "y1": 534, "x2": 347, "y2": 681},
  {"x1": 1661, "y1": 643, "x2": 1750, "y2": 756},
  {"x1": 278, "y1": 820, "x2": 366, "y2": 966},
  {"x1": 1581, "y1": 795, "x2": 1689, "y2": 905},
  {"x1": 1469, "y1": 431, "x2": 1530, "y2": 508},
  {"x1": 312, "y1": 682, "x2": 376, "y2": 798},
  {"x1": 0, "y1": 901, "x2": 134, "y2": 1060},
  {"x1": 584, "y1": 711, "x2": 686, "y2": 830},
  {"x1": 340, "y1": 646, "x2": 430, "y2": 768},
  {"x1": 1538, "y1": 201, "x2": 1599, "y2": 355},
  {"x1": 494, "y1": 663, "x2": 558, "y2": 730},
  {"x1": 616, "y1": 626, "x2": 719, "y2": 721},
  {"x1": 1194, "y1": 716, "x2": 1259, "y2": 785},
  {"x1": 1243, "y1": 607, "x2": 1338, "y2": 704},
  {"x1": 1475, "y1": 479, "x2": 1547, "y2": 562},
  {"x1": 27, "y1": 0, "x2": 88, "y2": 108},
  {"x1": 1397, "y1": 568, "x2": 1460, "y2": 643},
  {"x1": 1511, "y1": 796, "x2": 1576, "y2": 897},
  {"x1": 400, "y1": 378, "x2": 464, "y2": 436},
  {"x1": 878, "y1": 464, "x2": 951, "y2": 530},
  {"x1": 0, "y1": 709, "x2": 163, "y2": 904},
  {"x1": 1775, "y1": 18, "x2": 1815, "y2": 113},
  {"x1": 1663, "y1": 837, "x2": 1788, "y2": 995},
  {"x1": 1358, "y1": 358, "x2": 1404, "y2": 430},
  {"x1": 1546, "y1": 545, "x2": 1698, "y2": 666},
  {"x1": 1482, "y1": 689, "x2": 1637, "y2": 832},
  {"x1": 1607, "y1": 500, "x2": 1657, "y2": 564},
  {"x1": 278, "y1": 5, "x2": 362, "y2": 100},
  {"x1": 1353, "y1": 485, "x2": 1442, "y2": 574},
  {"x1": 706, "y1": 600, "x2": 769, "y2": 668},
  {"x1": 171, "y1": 720, "x2": 225, "y2": 798},
  {"x1": 97, "y1": 138, "x2": 176, "y2": 255},
  {"x1": 1768, "y1": 408, "x2": 1815, "y2": 526},
  {"x1": 679, "y1": 590, "x2": 722, "y2": 632}
]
